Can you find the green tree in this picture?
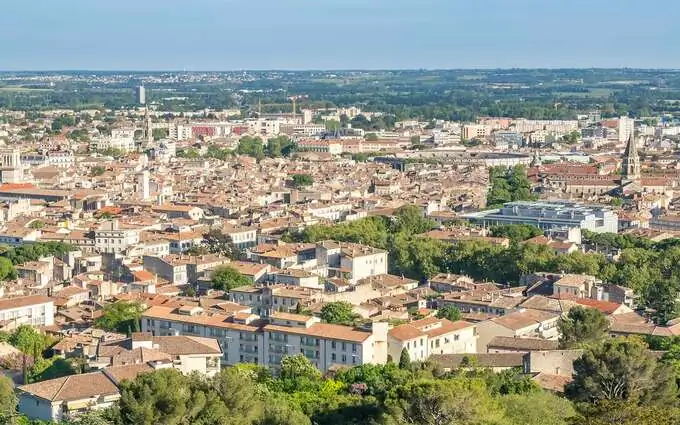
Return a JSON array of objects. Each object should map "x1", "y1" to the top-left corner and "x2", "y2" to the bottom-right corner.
[
  {"x1": 119, "y1": 368, "x2": 194, "y2": 425},
  {"x1": 27, "y1": 220, "x2": 45, "y2": 229},
  {"x1": 0, "y1": 257, "x2": 16, "y2": 281},
  {"x1": 280, "y1": 354, "x2": 322, "y2": 382},
  {"x1": 320, "y1": 302, "x2": 358, "y2": 325},
  {"x1": 436, "y1": 305, "x2": 462, "y2": 322},
  {"x1": 490, "y1": 224, "x2": 543, "y2": 243},
  {"x1": 385, "y1": 378, "x2": 505, "y2": 425},
  {"x1": 90, "y1": 166, "x2": 106, "y2": 177},
  {"x1": 0, "y1": 374, "x2": 17, "y2": 422},
  {"x1": 291, "y1": 174, "x2": 314, "y2": 188},
  {"x1": 211, "y1": 265, "x2": 251, "y2": 291},
  {"x1": 94, "y1": 301, "x2": 144, "y2": 334},
  {"x1": 202, "y1": 229, "x2": 239, "y2": 259},
  {"x1": 559, "y1": 307, "x2": 609, "y2": 348},
  {"x1": 565, "y1": 337, "x2": 677, "y2": 405},
  {"x1": 237, "y1": 136, "x2": 265, "y2": 159},
  {"x1": 398, "y1": 348, "x2": 411, "y2": 370},
  {"x1": 213, "y1": 368, "x2": 264, "y2": 425},
  {"x1": 642, "y1": 279, "x2": 680, "y2": 325},
  {"x1": 501, "y1": 391, "x2": 576, "y2": 425},
  {"x1": 9, "y1": 325, "x2": 49, "y2": 355},
  {"x1": 570, "y1": 400, "x2": 680, "y2": 425},
  {"x1": 365, "y1": 133, "x2": 379, "y2": 141}
]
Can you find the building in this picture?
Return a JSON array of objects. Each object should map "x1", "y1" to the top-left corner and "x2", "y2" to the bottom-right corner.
[
  {"x1": 462, "y1": 124, "x2": 491, "y2": 140},
  {"x1": 618, "y1": 116, "x2": 635, "y2": 142},
  {"x1": 464, "y1": 201, "x2": 618, "y2": 233},
  {"x1": 94, "y1": 220, "x2": 140, "y2": 254},
  {"x1": 493, "y1": 131, "x2": 523, "y2": 149},
  {"x1": 17, "y1": 371, "x2": 122, "y2": 421},
  {"x1": 142, "y1": 255, "x2": 189, "y2": 285},
  {"x1": 387, "y1": 317, "x2": 477, "y2": 362},
  {"x1": 0, "y1": 295, "x2": 55, "y2": 330},
  {"x1": 137, "y1": 170, "x2": 150, "y2": 200},
  {"x1": 137, "y1": 85, "x2": 146, "y2": 105},
  {"x1": 316, "y1": 241, "x2": 388, "y2": 284},
  {"x1": 142, "y1": 306, "x2": 388, "y2": 372},
  {"x1": 621, "y1": 135, "x2": 641, "y2": 183},
  {"x1": 475, "y1": 308, "x2": 560, "y2": 352}
]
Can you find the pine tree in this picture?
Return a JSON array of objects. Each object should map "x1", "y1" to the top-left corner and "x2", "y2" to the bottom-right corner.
[{"x1": 399, "y1": 348, "x2": 411, "y2": 370}]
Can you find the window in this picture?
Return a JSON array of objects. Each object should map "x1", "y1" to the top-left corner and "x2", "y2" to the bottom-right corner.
[
  {"x1": 331, "y1": 341, "x2": 336, "y2": 349},
  {"x1": 341, "y1": 354, "x2": 347, "y2": 363},
  {"x1": 420, "y1": 339, "x2": 424, "y2": 347},
  {"x1": 342, "y1": 342, "x2": 346, "y2": 351},
  {"x1": 351, "y1": 343, "x2": 357, "y2": 353},
  {"x1": 331, "y1": 353, "x2": 336, "y2": 361}
]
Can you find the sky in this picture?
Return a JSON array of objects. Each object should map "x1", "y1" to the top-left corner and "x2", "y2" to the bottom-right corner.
[{"x1": 1, "y1": 0, "x2": 679, "y2": 70}]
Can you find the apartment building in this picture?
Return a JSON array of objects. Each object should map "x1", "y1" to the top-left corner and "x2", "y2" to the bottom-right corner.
[
  {"x1": 476, "y1": 308, "x2": 560, "y2": 352},
  {"x1": 95, "y1": 220, "x2": 140, "y2": 254},
  {"x1": 316, "y1": 241, "x2": 388, "y2": 283},
  {"x1": 228, "y1": 285, "x2": 319, "y2": 316},
  {"x1": 387, "y1": 317, "x2": 477, "y2": 362},
  {"x1": 142, "y1": 255, "x2": 190, "y2": 285},
  {"x1": 221, "y1": 224, "x2": 257, "y2": 249},
  {"x1": 141, "y1": 306, "x2": 388, "y2": 372},
  {"x1": 0, "y1": 295, "x2": 55, "y2": 330},
  {"x1": 462, "y1": 124, "x2": 491, "y2": 140}
]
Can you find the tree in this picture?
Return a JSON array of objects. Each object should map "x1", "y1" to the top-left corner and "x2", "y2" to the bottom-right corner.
[
  {"x1": 490, "y1": 224, "x2": 543, "y2": 243},
  {"x1": 237, "y1": 136, "x2": 265, "y2": 159},
  {"x1": 280, "y1": 354, "x2": 322, "y2": 382},
  {"x1": 0, "y1": 375, "x2": 17, "y2": 422},
  {"x1": 565, "y1": 337, "x2": 677, "y2": 406},
  {"x1": 94, "y1": 301, "x2": 144, "y2": 334},
  {"x1": 501, "y1": 391, "x2": 576, "y2": 425},
  {"x1": 436, "y1": 305, "x2": 462, "y2": 322},
  {"x1": 0, "y1": 257, "x2": 16, "y2": 281},
  {"x1": 365, "y1": 133, "x2": 379, "y2": 141},
  {"x1": 398, "y1": 348, "x2": 411, "y2": 370},
  {"x1": 642, "y1": 279, "x2": 680, "y2": 325},
  {"x1": 119, "y1": 368, "x2": 194, "y2": 425},
  {"x1": 291, "y1": 174, "x2": 314, "y2": 188},
  {"x1": 570, "y1": 400, "x2": 680, "y2": 425},
  {"x1": 559, "y1": 307, "x2": 609, "y2": 348},
  {"x1": 211, "y1": 265, "x2": 251, "y2": 291},
  {"x1": 9, "y1": 325, "x2": 49, "y2": 356},
  {"x1": 90, "y1": 166, "x2": 106, "y2": 177},
  {"x1": 384, "y1": 378, "x2": 505, "y2": 425},
  {"x1": 257, "y1": 394, "x2": 311, "y2": 425},
  {"x1": 320, "y1": 302, "x2": 358, "y2": 325},
  {"x1": 213, "y1": 368, "x2": 265, "y2": 425},
  {"x1": 201, "y1": 229, "x2": 239, "y2": 259},
  {"x1": 27, "y1": 220, "x2": 44, "y2": 229}
]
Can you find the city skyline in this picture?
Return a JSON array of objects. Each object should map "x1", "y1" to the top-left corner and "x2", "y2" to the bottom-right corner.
[{"x1": 2, "y1": 0, "x2": 679, "y2": 71}]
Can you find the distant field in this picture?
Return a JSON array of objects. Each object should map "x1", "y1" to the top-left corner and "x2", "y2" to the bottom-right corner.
[
  {"x1": 0, "y1": 86, "x2": 53, "y2": 92},
  {"x1": 554, "y1": 88, "x2": 615, "y2": 98}
]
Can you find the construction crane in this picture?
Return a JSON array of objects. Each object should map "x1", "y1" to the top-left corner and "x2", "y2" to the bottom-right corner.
[{"x1": 251, "y1": 95, "x2": 308, "y2": 119}]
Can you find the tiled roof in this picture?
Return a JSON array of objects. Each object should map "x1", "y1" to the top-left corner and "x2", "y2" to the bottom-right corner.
[{"x1": 18, "y1": 371, "x2": 119, "y2": 402}]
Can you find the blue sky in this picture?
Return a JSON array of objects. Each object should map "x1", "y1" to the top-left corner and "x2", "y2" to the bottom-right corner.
[{"x1": 1, "y1": 0, "x2": 678, "y2": 70}]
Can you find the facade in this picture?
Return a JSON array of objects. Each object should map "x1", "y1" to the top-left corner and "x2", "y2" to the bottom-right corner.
[
  {"x1": 475, "y1": 309, "x2": 560, "y2": 353},
  {"x1": 142, "y1": 255, "x2": 189, "y2": 285},
  {"x1": 621, "y1": 134, "x2": 641, "y2": 183},
  {"x1": 464, "y1": 201, "x2": 618, "y2": 233},
  {"x1": 142, "y1": 306, "x2": 388, "y2": 372},
  {"x1": 95, "y1": 220, "x2": 140, "y2": 254},
  {"x1": 387, "y1": 317, "x2": 477, "y2": 363},
  {"x1": 0, "y1": 295, "x2": 55, "y2": 330}
]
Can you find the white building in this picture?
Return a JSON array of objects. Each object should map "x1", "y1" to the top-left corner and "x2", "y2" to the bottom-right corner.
[
  {"x1": 387, "y1": 317, "x2": 477, "y2": 362},
  {"x1": 618, "y1": 116, "x2": 635, "y2": 142},
  {"x1": 142, "y1": 306, "x2": 388, "y2": 372},
  {"x1": 95, "y1": 220, "x2": 140, "y2": 254},
  {"x1": 0, "y1": 295, "x2": 55, "y2": 330}
]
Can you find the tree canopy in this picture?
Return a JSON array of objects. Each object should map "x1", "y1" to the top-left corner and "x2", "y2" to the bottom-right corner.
[
  {"x1": 559, "y1": 307, "x2": 609, "y2": 349},
  {"x1": 211, "y1": 265, "x2": 251, "y2": 291},
  {"x1": 94, "y1": 301, "x2": 144, "y2": 334},
  {"x1": 320, "y1": 302, "x2": 358, "y2": 326}
]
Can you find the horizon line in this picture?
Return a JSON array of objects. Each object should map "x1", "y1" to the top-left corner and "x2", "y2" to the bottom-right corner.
[{"x1": 2, "y1": 67, "x2": 680, "y2": 73}]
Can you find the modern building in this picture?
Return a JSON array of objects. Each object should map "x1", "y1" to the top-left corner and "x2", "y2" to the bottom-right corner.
[
  {"x1": 141, "y1": 306, "x2": 388, "y2": 372},
  {"x1": 137, "y1": 85, "x2": 146, "y2": 105},
  {"x1": 0, "y1": 295, "x2": 55, "y2": 330},
  {"x1": 464, "y1": 201, "x2": 618, "y2": 233}
]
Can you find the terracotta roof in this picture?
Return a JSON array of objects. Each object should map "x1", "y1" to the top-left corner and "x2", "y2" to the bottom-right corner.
[
  {"x1": 388, "y1": 324, "x2": 423, "y2": 341},
  {"x1": 18, "y1": 371, "x2": 119, "y2": 402},
  {"x1": 0, "y1": 295, "x2": 53, "y2": 311},
  {"x1": 491, "y1": 309, "x2": 559, "y2": 331},
  {"x1": 103, "y1": 363, "x2": 154, "y2": 385},
  {"x1": 264, "y1": 322, "x2": 371, "y2": 343},
  {"x1": 431, "y1": 353, "x2": 524, "y2": 369},
  {"x1": 488, "y1": 336, "x2": 559, "y2": 351}
]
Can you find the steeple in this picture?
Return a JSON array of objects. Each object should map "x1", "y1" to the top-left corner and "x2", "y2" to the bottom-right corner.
[{"x1": 622, "y1": 133, "x2": 640, "y2": 182}]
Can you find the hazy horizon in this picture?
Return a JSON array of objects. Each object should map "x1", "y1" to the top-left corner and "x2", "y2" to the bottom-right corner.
[{"x1": 2, "y1": 0, "x2": 679, "y2": 70}]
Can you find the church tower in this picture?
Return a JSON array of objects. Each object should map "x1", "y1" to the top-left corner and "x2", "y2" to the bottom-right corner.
[{"x1": 622, "y1": 133, "x2": 641, "y2": 182}]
